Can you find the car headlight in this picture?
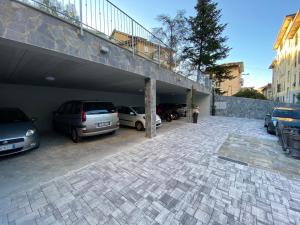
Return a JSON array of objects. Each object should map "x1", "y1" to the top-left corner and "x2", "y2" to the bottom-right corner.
[{"x1": 26, "y1": 129, "x2": 36, "y2": 137}]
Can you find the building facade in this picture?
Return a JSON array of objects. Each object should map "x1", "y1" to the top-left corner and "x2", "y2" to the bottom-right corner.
[
  {"x1": 216, "y1": 62, "x2": 244, "y2": 96},
  {"x1": 270, "y1": 11, "x2": 300, "y2": 103},
  {"x1": 110, "y1": 30, "x2": 174, "y2": 69},
  {"x1": 258, "y1": 83, "x2": 273, "y2": 100}
]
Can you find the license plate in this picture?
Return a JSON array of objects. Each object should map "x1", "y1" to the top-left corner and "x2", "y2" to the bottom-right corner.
[
  {"x1": 0, "y1": 144, "x2": 15, "y2": 152},
  {"x1": 97, "y1": 122, "x2": 111, "y2": 128}
]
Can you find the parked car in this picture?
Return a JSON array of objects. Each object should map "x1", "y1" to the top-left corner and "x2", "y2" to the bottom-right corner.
[
  {"x1": 177, "y1": 104, "x2": 187, "y2": 117},
  {"x1": 53, "y1": 101, "x2": 119, "y2": 142},
  {"x1": 265, "y1": 107, "x2": 300, "y2": 134},
  {"x1": 158, "y1": 103, "x2": 181, "y2": 120},
  {"x1": 117, "y1": 106, "x2": 162, "y2": 131},
  {"x1": 275, "y1": 109, "x2": 300, "y2": 155},
  {"x1": 156, "y1": 104, "x2": 175, "y2": 122},
  {"x1": 0, "y1": 108, "x2": 40, "y2": 156}
]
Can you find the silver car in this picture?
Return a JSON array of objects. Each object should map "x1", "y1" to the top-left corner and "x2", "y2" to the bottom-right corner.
[
  {"x1": 117, "y1": 106, "x2": 162, "y2": 131},
  {"x1": 0, "y1": 108, "x2": 40, "y2": 156},
  {"x1": 53, "y1": 101, "x2": 119, "y2": 142}
]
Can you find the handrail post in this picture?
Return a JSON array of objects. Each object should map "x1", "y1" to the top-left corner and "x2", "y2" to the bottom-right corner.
[
  {"x1": 131, "y1": 20, "x2": 135, "y2": 56},
  {"x1": 79, "y1": 0, "x2": 84, "y2": 36}
]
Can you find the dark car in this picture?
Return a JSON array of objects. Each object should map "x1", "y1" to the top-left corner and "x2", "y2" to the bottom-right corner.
[
  {"x1": 265, "y1": 107, "x2": 300, "y2": 134},
  {"x1": 53, "y1": 101, "x2": 119, "y2": 142},
  {"x1": 0, "y1": 108, "x2": 40, "y2": 156},
  {"x1": 275, "y1": 110, "x2": 300, "y2": 156}
]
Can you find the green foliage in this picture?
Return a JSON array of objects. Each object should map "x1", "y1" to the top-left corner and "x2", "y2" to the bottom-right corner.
[
  {"x1": 233, "y1": 89, "x2": 267, "y2": 100},
  {"x1": 38, "y1": 0, "x2": 80, "y2": 25},
  {"x1": 182, "y1": 0, "x2": 231, "y2": 81},
  {"x1": 296, "y1": 93, "x2": 300, "y2": 103}
]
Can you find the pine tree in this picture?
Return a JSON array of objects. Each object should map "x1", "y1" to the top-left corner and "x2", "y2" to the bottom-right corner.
[{"x1": 183, "y1": 0, "x2": 230, "y2": 82}]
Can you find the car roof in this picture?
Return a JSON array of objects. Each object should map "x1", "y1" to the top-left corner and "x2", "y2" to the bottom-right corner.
[
  {"x1": 66, "y1": 100, "x2": 113, "y2": 103},
  {"x1": 274, "y1": 107, "x2": 300, "y2": 110},
  {"x1": 0, "y1": 107, "x2": 22, "y2": 111}
]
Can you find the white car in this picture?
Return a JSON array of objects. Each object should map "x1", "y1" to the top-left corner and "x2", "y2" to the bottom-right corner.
[{"x1": 117, "y1": 106, "x2": 162, "y2": 131}]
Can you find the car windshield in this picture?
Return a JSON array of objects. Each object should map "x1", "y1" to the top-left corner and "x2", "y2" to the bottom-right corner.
[
  {"x1": 0, "y1": 109, "x2": 30, "y2": 123},
  {"x1": 84, "y1": 102, "x2": 116, "y2": 114},
  {"x1": 132, "y1": 107, "x2": 145, "y2": 114},
  {"x1": 273, "y1": 109, "x2": 300, "y2": 119}
]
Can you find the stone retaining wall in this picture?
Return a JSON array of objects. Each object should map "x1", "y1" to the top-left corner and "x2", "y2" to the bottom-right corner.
[{"x1": 214, "y1": 95, "x2": 300, "y2": 119}]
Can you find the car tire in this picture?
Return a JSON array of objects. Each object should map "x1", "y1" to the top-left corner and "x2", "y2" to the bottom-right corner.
[
  {"x1": 267, "y1": 124, "x2": 272, "y2": 134},
  {"x1": 264, "y1": 119, "x2": 267, "y2": 127},
  {"x1": 71, "y1": 128, "x2": 80, "y2": 143},
  {"x1": 135, "y1": 122, "x2": 144, "y2": 131},
  {"x1": 166, "y1": 116, "x2": 172, "y2": 122}
]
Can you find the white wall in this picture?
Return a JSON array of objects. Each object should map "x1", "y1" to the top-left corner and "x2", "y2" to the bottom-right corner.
[
  {"x1": 0, "y1": 83, "x2": 144, "y2": 131},
  {"x1": 196, "y1": 94, "x2": 211, "y2": 117},
  {"x1": 159, "y1": 93, "x2": 211, "y2": 118}
]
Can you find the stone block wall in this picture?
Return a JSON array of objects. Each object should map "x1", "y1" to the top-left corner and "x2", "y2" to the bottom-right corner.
[{"x1": 214, "y1": 95, "x2": 300, "y2": 119}]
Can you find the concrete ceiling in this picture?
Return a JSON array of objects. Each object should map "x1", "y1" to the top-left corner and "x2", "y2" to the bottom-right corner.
[{"x1": 0, "y1": 38, "x2": 188, "y2": 96}]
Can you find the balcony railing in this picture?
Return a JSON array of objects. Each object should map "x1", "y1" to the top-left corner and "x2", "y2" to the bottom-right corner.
[{"x1": 14, "y1": 0, "x2": 211, "y2": 91}]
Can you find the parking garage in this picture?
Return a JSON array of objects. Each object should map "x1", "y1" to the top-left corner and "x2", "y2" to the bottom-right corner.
[{"x1": 0, "y1": 0, "x2": 211, "y2": 196}]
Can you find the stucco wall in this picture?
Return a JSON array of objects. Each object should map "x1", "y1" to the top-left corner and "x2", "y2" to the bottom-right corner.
[
  {"x1": 219, "y1": 67, "x2": 241, "y2": 96},
  {"x1": 214, "y1": 95, "x2": 300, "y2": 119},
  {"x1": 0, "y1": 83, "x2": 145, "y2": 131}
]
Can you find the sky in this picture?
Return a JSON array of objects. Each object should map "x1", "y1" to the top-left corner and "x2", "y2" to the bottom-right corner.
[{"x1": 111, "y1": 0, "x2": 300, "y2": 88}]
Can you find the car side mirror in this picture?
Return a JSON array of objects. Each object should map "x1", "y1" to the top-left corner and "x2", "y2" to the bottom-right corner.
[
  {"x1": 130, "y1": 112, "x2": 135, "y2": 116},
  {"x1": 31, "y1": 117, "x2": 37, "y2": 122}
]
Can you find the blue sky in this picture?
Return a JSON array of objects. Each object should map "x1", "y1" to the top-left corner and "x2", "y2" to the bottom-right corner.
[{"x1": 112, "y1": 0, "x2": 300, "y2": 88}]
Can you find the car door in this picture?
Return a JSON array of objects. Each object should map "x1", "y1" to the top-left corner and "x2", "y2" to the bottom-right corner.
[
  {"x1": 54, "y1": 103, "x2": 66, "y2": 131},
  {"x1": 119, "y1": 107, "x2": 135, "y2": 127},
  {"x1": 60, "y1": 102, "x2": 73, "y2": 134}
]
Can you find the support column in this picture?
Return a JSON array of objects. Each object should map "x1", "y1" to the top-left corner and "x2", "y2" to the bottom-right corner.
[
  {"x1": 145, "y1": 78, "x2": 156, "y2": 138},
  {"x1": 186, "y1": 88, "x2": 193, "y2": 123}
]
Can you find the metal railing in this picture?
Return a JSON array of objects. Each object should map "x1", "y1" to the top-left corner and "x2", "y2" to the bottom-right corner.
[{"x1": 15, "y1": 0, "x2": 211, "y2": 91}]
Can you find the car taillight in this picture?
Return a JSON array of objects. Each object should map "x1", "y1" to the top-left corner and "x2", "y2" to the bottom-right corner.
[{"x1": 82, "y1": 111, "x2": 86, "y2": 122}]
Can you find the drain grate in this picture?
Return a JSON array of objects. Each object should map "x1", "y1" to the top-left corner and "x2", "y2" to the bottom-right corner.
[{"x1": 218, "y1": 156, "x2": 248, "y2": 166}]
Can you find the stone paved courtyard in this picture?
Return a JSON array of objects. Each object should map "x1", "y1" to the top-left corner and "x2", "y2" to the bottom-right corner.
[{"x1": 1, "y1": 116, "x2": 300, "y2": 225}]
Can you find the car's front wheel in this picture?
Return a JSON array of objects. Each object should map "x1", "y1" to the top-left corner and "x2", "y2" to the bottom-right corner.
[
  {"x1": 267, "y1": 124, "x2": 273, "y2": 134},
  {"x1": 264, "y1": 119, "x2": 267, "y2": 127},
  {"x1": 71, "y1": 128, "x2": 80, "y2": 143},
  {"x1": 135, "y1": 122, "x2": 144, "y2": 131}
]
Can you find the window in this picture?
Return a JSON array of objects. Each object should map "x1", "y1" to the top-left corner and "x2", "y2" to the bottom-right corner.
[
  {"x1": 117, "y1": 106, "x2": 132, "y2": 115},
  {"x1": 277, "y1": 83, "x2": 281, "y2": 93},
  {"x1": 0, "y1": 109, "x2": 29, "y2": 123},
  {"x1": 144, "y1": 46, "x2": 149, "y2": 53},
  {"x1": 70, "y1": 102, "x2": 81, "y2": 114},
  {"x1": 83, "y1": 102, "x2": 116, "y2": 114},
  {"x1": 63, "y1": 103, "x2": 73, "y2": 115}
]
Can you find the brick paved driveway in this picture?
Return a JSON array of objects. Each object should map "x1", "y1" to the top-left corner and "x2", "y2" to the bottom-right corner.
[{"x1": 1, "y1": 116, "x2": 300, "y2": 225}]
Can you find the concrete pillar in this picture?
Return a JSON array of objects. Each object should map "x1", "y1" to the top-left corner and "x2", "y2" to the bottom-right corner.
[
  {"x1": 186, "y1": 88, "x2": 193, "y2": 123},
  {"x1": 145, "y1": 78, "x2": 156, "y2": 138}
]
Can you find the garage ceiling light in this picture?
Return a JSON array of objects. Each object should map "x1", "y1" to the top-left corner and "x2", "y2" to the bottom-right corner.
[{"x1": 45, "y1": 76, "x2": 56, "y2": 81}]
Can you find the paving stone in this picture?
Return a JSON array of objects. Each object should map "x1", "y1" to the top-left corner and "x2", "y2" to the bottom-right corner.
[{"x1": 1, "y1": 117, "x2": 300, "y2": 225}]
